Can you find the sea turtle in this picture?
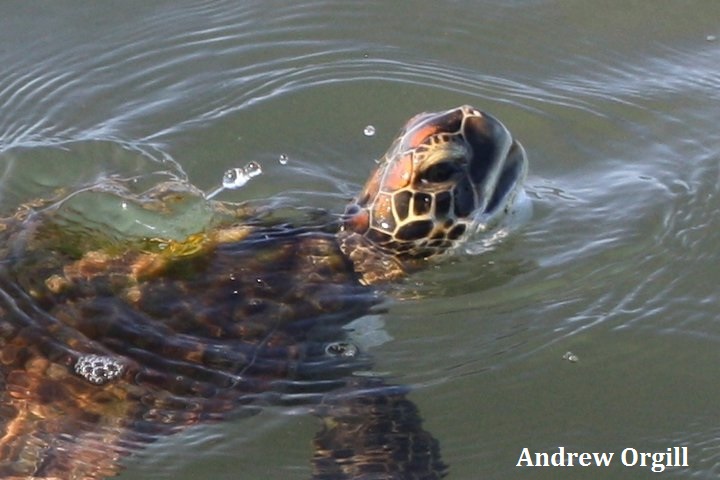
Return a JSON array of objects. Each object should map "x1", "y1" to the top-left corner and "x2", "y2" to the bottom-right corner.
[{"x1": 0, "y1": 105, "x2": 528, "y2": 479}]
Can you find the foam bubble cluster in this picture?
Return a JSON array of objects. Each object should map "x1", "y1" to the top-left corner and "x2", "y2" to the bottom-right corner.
[{"x1": 74, "y1": 354, "x2": 125, "y2": 385}]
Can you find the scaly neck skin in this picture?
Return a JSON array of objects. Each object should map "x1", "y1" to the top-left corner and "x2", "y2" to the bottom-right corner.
[{"x1": 336, "y1": 229, "x2": 417, "y2": 286}]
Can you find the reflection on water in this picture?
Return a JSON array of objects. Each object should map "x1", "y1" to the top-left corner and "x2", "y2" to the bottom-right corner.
[{"x1": 1, "y1": 0, "x2": 719, "y2": 478}]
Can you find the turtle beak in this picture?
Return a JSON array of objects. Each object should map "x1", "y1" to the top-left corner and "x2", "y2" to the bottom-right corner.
[{"x1": 457, "y1": 108, "x2": 527, "y2": 216}]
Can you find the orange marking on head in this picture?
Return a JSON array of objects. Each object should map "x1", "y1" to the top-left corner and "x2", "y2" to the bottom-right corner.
[
  {"x1": 381, "y1": 154, "x2": 413, "y2": 191},
  {"x1": 345, "y1": 209, "x2": 369, "y2": 233},
  {"x1": 406, "y1": 124, "x2": 440, "y2": 149}
]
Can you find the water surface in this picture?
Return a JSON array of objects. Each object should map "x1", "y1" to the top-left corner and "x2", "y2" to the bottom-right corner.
[{"x1": 1, "y1": 1, "x2": 719, "y2": 478}]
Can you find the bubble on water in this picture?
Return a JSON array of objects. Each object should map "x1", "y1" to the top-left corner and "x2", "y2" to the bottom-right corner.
[
  {"x1": 363, "y1": 125, "x2": 376, "y2": 137},
  {"x1": 223, "y1": 162, "x2": 262, "y2": 189},
  {"x1": 207, "y1": 161, "x2": 263, "y2": 199},
  {"x1": 244, "y1": 161, "x2": 262, "y2": 176},
  {"x1": 222, "y1": 169, "x2": 238, "y2": 186},
  {"x1": 562, "y1": 351, "x2": 579, "y2": 363},
  {"x1": 278, "y1": 154, "x2": 288, "y2": 165},
  {"x1": 325, "y1": 341, "x2": 359, "y2": 358},
  {"x1": 75, "y1": 354, "x2": 125, "y2": 385}
]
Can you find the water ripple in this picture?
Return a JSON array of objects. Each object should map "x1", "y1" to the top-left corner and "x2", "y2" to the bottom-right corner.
[
  {"x1": 1, "y1": 2, "x2": 719, "y2": 478},
  {"x1": 546, "y1": 43, "x2": 720, "y2": 104},
  {"x1": 0, "y1": 1, "x2": 614, "y2": 153}
]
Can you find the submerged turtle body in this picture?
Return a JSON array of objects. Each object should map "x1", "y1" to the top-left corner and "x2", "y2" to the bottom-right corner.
[{"x1": 0, "y1": 106, "x2": 527, "y2": 479}]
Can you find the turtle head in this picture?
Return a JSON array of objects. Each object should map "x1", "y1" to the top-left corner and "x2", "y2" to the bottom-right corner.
[{"x1": 341, "y1": 105, "x2": 527, "y2": 281}]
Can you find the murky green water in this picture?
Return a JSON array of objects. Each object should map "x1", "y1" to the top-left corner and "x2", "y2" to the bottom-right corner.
[{"x1": 1, "y1": 1, "x2": 719, "y2": 478}]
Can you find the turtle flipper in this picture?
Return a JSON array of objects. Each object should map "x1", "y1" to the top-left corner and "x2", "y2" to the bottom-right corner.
[{"x1": 312, "y1": 379, "x2": 447, "y2": 480}]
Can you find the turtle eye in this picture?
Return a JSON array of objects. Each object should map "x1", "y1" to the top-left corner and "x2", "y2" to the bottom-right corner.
[{"x1": 420, "y1": 162, "x2": 459, "y2": 184}]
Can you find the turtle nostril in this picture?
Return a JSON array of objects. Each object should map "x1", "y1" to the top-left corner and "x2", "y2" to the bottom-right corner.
[{"x1": 343, "y1": 206, "x2": 369, "y2": 234}]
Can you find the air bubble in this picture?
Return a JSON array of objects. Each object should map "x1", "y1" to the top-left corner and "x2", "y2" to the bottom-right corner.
[
  {"x1": 562, "y1": 351, "x2": 579, "y2": 363},
  {"x1": 363, "y1": 125, "x2": 376, "y2": 137},
  {"x1": 206, "y1": 161, "x2": 263, "y2": 199},
  {"x1": 278, "y1": 154, "x2": 288, "y2": 165},
  {"x1": 223, "y1": 162, "x2": 262, "y2": 189},
  {"x1": 75, "y1": 354, "x2": 125, "y2": 385},
  {"x1": 325, "y1": 341, "x2": 359, "y2": 358}
]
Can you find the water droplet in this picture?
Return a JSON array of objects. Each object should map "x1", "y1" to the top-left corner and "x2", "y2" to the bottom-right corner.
[
  {"x1": 222, "y1": 169, "x2": 239, "y2": 186},
  {"x1": 244, "y1": 161, "x2": 262, "y2": 177},
  {"x1": 363, "y1": 125, "x2": 376, "y2": 137},
  {"x1": 206, "y1": 162, "x2": 263, "y2": 199},
  {"x1": 221, "y1": 162, "x2": 263, "y2": 190},
  {"x1": 562, "y1": 351, "x2": 579, "y2": 363},
  {"x1": 278, "y1": 154, "x2": 288, "y2": 165}
]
